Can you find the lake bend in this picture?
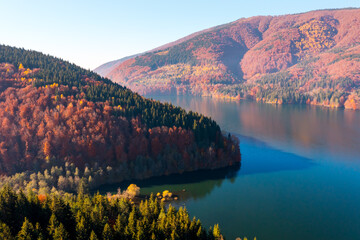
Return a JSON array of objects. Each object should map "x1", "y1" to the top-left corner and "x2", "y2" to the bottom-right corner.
[{"x1": 101, "y1": 95, "x2": 360, "y2": 240}]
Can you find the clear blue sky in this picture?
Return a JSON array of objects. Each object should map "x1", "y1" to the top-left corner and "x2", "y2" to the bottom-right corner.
[{"x1": 0, "y1": 0, "x2": 358, "y2": 70}]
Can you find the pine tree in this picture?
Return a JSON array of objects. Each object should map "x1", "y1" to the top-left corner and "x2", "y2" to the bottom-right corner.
[
  {"x1": 34, "y1": 222, "x2": 44, "y2": 240},
  {"x1": 0, "y1": 222, "x2": 13, "y2": 240},
  {"x1": 196, "y1": 226, "x2": 203, "y2": 239},
  {"x1": 77, "y1": 178, "x2": 89, "y2": 196},
  {"x1": 89, "y1": 230, "x2": 99, "y2": 240},
  {"x1": 0, "y1": 183, "x2": 226, "y2": 240},
  {"x1": 213, "y1": 224, "x2": 222, "y2": 240},
  {"x1": 76, "y1": 216, "x2": 90, "y2": 240},
  {"x1": 113, "y1": 214, "x2": 123, "y2": 239},
  {"x1": 50, "y1": 195, "x2": 75, "y2": 236},
  {"x1": 17, "y1": 218, "x2": 36, "y2": 240},
  {"x1": 136, "y1": 221, "x2": 145, "y2": 240},
  {"x1": 53, "y1": 223, "x2": 69, "y2": 240},
  {"x1": 102, "y1": 223, "x2": 113, "y2": 240},
  {"x1": 126, "y1": 206, "x2": 137, "y2": 238},
  {"x1": 171, "y1": 229, "x2": 179, "y2": 240},
  {"x1": 47, "y1": 214, "x2": 60, "y2": 236},
  {"x1": 0, "y1": 185, "x2": 20, "y2": 234}
]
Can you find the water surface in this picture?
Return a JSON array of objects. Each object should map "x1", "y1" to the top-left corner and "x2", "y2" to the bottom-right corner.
[{"x1": 107, "y1": 96, "x2": 360, "y2": 240}]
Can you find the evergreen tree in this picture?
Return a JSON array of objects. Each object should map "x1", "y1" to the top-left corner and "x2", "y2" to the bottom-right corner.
[
  {"x1": 76, "y1": 216, "x2": 90, "y2": 240},
  {"x1": 53, "y1": 223, "x2": 69, "y2": 240},
  {"x1": 126, "y1": 206, "x2": 137, "y2": 238},
  {"x1": 213, "y1": 224, "x2": 222, "y2": 240},
  {"x1": 34, "y1": 222, "x2": 44, "y2": 240},
  {"x1": 17, "y1": 218, "x2": 36, "y2": 240},
  {"x1": 89, "y1": 230, "x2": 99, "y2": 240},
  {"x1": 0, "y1": 222, "x2": 13, "y2": 240},
  {"x1": 136, "y1": 221, "x2": 145, "y2": 240},
  {"x1": 47, "y1": 214, "x2": 60, "y2": 236},
  {"x1": 102, "y1": 223, "x2": 113, "y2": 240},
  {"x1": 0, "y1": 185, "x2": 224, "y2": 240},
  {"x1": 0, "y1": 185, "x2": 21, "y2": 235},
  {"x1": 113, "y1": 214, "x2": 124, "y2": 239}
]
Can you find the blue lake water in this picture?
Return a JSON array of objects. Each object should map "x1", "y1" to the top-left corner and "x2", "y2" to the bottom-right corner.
[{"x1": 106, "y1": 95, "x2": 360, "y2": 240}]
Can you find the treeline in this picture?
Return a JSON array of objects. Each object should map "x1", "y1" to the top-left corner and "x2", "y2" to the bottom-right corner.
[
  {"x1": 0, "y1": 45, "x2": 240, "y2": 175},
  {"x1": 252, "y1": 71, "x2": 354, "y2": 105},
  {"x1": 0, "y1": 186, "x2": 223, "y2": 240},
  {"x1": 134, "y1": 43, "x2": 197, "y2": 70},
  {"x1": 217, "y1": 70, "x2": 358, "y2": 107},
  {"x1": 0, "y1": 163, "x2": 116, "y2": 195},
  {"x1": 133, "y1": 30, "x2": 222, "y2": 71},
  {"x1": 0, "y1": 44, "x2": 222, "y2": 145}
]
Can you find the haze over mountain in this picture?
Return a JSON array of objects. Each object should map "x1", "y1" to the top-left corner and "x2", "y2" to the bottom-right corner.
[{"x1": 95, "y1": 8, "x2": 360, "y2": 109}]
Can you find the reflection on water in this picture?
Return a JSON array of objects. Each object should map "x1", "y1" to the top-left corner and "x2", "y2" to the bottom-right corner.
[
  {"x1": 99, "y1": 135, "x2": 315, "y2": 201},
  {"x1": 98, "y1": 95, "x2": 360, "y2": 240},
  {"x1": 98, "y1": 163, "x2": 240, "y2": 200},
  {"x1": 148, "y1": 95, "x2": 360, "y2": 163},
  {"x1": 140, "y1": 95, "x2": 360, "y2": 240},
  {"x1": 237, "y1": 103, "x2": 360, "y2": 159}
]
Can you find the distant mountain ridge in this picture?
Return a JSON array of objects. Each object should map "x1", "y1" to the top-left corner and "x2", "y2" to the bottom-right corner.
[
  {"x1": 95, "y1": 54, "x2": 139, "y2": 76},
  {"x1": 95, "y1": 8, "x2": 360, "y2": 109}
]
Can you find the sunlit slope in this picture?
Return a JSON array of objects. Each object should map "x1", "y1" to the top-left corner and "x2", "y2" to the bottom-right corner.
[
  {"x1": 0, "y1": 45, "x2": 240, "y2": 177},
  {"x1": 96, "y1": 8, "x2": 360, "y2": 109}
]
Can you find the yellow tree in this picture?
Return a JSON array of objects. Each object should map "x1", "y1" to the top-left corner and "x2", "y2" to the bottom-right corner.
[
  {"x1": 43, "y1": 140, "x2": 51, "y2": 161},
  {"x1": 126, "y1": 184, "x2": 140, "y2": 199}
]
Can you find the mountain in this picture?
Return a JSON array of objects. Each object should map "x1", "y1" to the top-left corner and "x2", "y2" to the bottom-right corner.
[
  {"x1": 94, "y1": 54, "x2": 139, "y2": 76},
  {"x1": 95, "y1": 8, "x2": 360, "y2": 109},
  {"x1": 0, "y1": 45, "x2": 240, "y2": 181}
]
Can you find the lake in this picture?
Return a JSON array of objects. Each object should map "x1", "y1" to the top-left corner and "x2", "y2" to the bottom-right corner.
[{"x1": 104, "y1": 95, "x2": 360, "y2": 240}]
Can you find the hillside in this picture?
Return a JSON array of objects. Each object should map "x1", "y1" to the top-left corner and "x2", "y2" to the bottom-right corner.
[
  {"x1": 0, "y1": 45, "x2": 240, "y2": 181},
  {"x1": 0, "y1": 186, "x2": 224, "y2": 240},
  {"x1": 95, "y1": 8, "x2": 360, "y2": 109}
]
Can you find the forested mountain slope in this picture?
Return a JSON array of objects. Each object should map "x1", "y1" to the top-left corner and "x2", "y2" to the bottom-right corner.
[
  {"x1": 95, "y1": 8, "x2": 360, "y2": 109},
  {"x1": 0, "y1": 186, "x2": 224, "y2": 240},
  {"x1": 0, "y1": 45, "x2": 240, "y2": 179}
]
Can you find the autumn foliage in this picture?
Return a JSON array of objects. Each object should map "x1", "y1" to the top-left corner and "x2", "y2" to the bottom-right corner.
[
  {"x1": 0, "y1": 45, "x2": 240, "y2": 177},
  {"x1": 96, "y1": 8, "x2": 360, "y2": 109}
]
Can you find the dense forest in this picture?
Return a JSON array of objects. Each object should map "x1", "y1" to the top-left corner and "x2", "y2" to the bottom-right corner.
[
  {"x1": 97, "y1": 9, "x2": 360, "y2": 109},
  {"x1": 0, "y1": 44, "x2": 240, "y2": 178},
  {"x1": 0, "y1": 44, "x2": 242, "y2": 239},
  {"x1": 0, "y1": 185, "x2": 225, "y2": 240}
]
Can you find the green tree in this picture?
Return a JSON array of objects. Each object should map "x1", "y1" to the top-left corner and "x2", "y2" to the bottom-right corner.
[
  {"x1": 113, "y1": 214, "x2": 124, "y2": 239},
  {"x1": 0, "y1": 185, "x2": 21, "y2": 235},
  {"x1": 136, "y1": 221, "x2": 145, "y2": 240},
  {"x1": 89, "y1": 230, "x2": 99, "y2": 240},
  {"x1": 125, "y1": 206, "x2": 137, "y2": 238},
  {"x1": 53, "y1": 223, "x2": 69, "y2": 240},
  {"x1": 0, "y1": 222, "x2": 13, "y2": 240},
  {"x1": 17, "y1": 218, "x2": 36, "y2": 240},
  {"x1": 76, "y1": 216, "x2": 90, "y2": 240},
  {"x1": 102, "y1": 223, "x2": 113, "y2": 240},
  {"x1": 47, "y1": 214, "x2": 59, "y2": 236},
  {"x1": 213, "y1": 224, "x2": 221, "y2": 239}
]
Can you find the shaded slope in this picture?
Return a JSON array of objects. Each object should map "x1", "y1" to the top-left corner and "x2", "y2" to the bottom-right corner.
[{"x1": 0, "y1": 45, "x2": 240, "y2": 179}]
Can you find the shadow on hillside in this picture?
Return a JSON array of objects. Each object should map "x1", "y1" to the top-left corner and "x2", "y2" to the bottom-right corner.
[{"x1": 97, "y1": 135, "x2": 315, "y2": 200}]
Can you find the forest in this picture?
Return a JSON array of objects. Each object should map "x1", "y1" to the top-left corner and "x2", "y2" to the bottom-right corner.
[
  {"x1": 0, "y1": 44, "x2": 243, "y2": 239},
  {"x1": 0, "y1": 44, "x2": 240, "y2": 178},
  {"x1": 99, "y1": 10, "x2": 360, "y2": 110},
  {"x1": 0, "y1": 185, "x2": 224, "y2": 240}
]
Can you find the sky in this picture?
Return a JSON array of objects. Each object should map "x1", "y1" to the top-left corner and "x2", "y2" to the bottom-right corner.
[{"x1": 0, "y1": 0, "x2": 359, "y2": 70}]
